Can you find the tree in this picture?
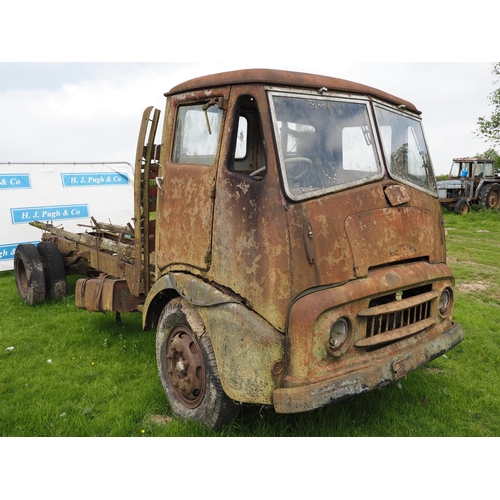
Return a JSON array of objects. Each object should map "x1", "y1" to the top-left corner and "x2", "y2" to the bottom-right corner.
[{"x1": 476, "y1": 63, "x2": 500, "y2": 146}]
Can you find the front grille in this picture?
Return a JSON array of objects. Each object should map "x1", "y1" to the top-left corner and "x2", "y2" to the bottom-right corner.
[
  {"x1": 366, "y1": 299, "x2": 432, "y2": 337},
  {"x1": 356, "y1": 286, "x2": 437, "y2": 349}
]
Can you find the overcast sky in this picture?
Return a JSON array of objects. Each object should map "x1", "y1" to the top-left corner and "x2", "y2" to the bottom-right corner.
[
  {"x1": 0, "y1": 61, "x2": 496, "y2": 176},
  {"x1": 1, "y1": 3, "x2": 497, "y2": 180}
]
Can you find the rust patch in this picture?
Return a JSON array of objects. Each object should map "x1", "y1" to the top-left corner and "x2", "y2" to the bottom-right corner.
[
  {"x1": 384, "y1": 184, "x2": 410, "y2": 206},
  {"x1": 345, "y1": 206, "x2": 438, "y2": 277}
]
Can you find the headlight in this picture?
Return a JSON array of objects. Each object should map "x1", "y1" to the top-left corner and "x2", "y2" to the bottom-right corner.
[
  {"x1": 327, "y1": 318, "x2": 350, "y2": 356},
  {"x1": 439, "y1": 287, "x2": 454, "y2": 316}
]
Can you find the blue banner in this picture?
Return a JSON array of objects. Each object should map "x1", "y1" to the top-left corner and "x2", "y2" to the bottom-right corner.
[
  {"x1": 61, "y1": 172, "x2": 130, "y2": 187},
  {"x1": 10, "y1": 204, "x2": 90, "y2": 224},
  {"x1": 0, "y1": 242, "x2": 39, "y2": 261},
  {"x1": 0, "y1": 174, "x2": 31, "y2": 189}
]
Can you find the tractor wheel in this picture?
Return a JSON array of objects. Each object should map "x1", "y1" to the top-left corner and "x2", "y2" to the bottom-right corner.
[
  {"x1": 479, "y1": 184, "x2": 500, "y2": 209},
  {"x1": 37, "y1": 241, "x2": 67, "y2": 301},
  {"x1": 156, "y1": 297, "x2": 240, "y2": 429},
  {"x1": 14, "y1": 244, "x2": 46, "y2": 305},
  {"x1": 454, "y1": 198, "x2": 470, "y2": 215}
]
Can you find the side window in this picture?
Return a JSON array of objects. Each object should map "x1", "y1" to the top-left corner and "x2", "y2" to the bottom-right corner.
[
  {"x1": 229, "y1": 96, "x2": 266, "y2": 180},
  {"x1": 172, "y1": 100, "x2": 224, "y2": 165}
]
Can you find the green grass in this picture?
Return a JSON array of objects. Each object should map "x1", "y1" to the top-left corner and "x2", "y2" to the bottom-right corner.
[{"x1": 1, "y1": 208, "x2": 500, "y2": 436}]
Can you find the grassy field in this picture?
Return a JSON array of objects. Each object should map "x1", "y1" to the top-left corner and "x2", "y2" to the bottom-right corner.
[{"x1": 1, "y1": 208, "x2": 500, "y2": 437}]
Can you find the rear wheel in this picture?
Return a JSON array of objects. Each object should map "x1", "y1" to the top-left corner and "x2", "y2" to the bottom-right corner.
[
  {"x1": 454, "y1": 198, "x2": 470, "y2": 215},
  {"x1": 156, "y1": 297, "x2": 240, "y2": 429},
  {"x1": 479, "y1": 184, "x2": 500, "y2": 209},
  {"x1": 37, "y1": 241, "x2": 66, "y2": 301},
  {"x1": 14, "y1": 244, "x2": 46, "y2": 305}
]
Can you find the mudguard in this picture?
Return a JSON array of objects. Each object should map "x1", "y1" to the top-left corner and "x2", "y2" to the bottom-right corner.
[{"x1": 143, "y1": 273, "x2": 285, "y2": 404}]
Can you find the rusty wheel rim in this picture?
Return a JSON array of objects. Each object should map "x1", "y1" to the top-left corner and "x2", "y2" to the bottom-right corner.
[
  {"x1": 165, "y1": 325, "x2": 206, "y2": 409},
  {"x1": 488, "y1": 190, "x2": 500, "y2": 208},
  {"x1": 15, "y1": 260, "x2": 28, "y2": 298},
  {"x1": 459, "y1": 202, "x2": 469, "y2": 214}
]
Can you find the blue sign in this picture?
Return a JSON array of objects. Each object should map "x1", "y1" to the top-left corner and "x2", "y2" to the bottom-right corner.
[
  {"x1": 61, "y1": 172, "x2": 130, "y2": 187},
  {"x1": 10, "y1": 204, "x2": 90, "y2": 224},
  {"x1": 0, "y1": 242, "x2": 38, "y2": 261},
  {"x1": 0, "y1": 174, "x2": 31, "y2": 189}
]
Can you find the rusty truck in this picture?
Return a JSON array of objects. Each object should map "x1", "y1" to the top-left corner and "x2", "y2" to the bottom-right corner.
[
  {"x1": 437, "y1": 157, "x2": 500, "y2": 214},
  {"x1": 14, "y1": 69, "x2": 464, "y2": 428}
]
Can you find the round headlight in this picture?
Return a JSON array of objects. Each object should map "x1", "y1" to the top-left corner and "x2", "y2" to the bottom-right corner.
[
  {"x1": 439, "y1": 287, "x2": 453, "y2": 316},
  {"x1": 328, "y1": 318, "x2": 349, "y2": 351}
]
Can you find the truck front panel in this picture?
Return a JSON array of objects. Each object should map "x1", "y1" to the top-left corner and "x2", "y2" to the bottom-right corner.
[{"x1": 274, "y1": 261, "x2": 460, "y2": 413}]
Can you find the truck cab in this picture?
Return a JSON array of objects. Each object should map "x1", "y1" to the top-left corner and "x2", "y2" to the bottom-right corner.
[{"x1": 143, "y1": 69, "x2": 463, "y2": 427}]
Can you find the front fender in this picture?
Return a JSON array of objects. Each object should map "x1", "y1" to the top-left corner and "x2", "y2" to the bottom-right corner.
[
  {"x1": 144, "y1": 273, "x2": 286, "y2": 404},
  {"x1": 142, "y1": 272, "x2": 238, "y2": 330}
]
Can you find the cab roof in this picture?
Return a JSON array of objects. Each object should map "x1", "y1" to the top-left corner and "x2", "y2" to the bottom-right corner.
[
  {"x1": 166, "y1": 68, "x2": 420, "y2": 114},
  {"x1": 453, "y1": 157, "x2": 495, "y2": 163}
]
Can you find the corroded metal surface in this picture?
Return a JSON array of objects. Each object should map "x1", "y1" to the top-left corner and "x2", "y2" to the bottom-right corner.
[
  {"x1": 155, "y1": 87, "x2": 231, "y2": 273},
  {"x1": 131, "y1": 106, "x2": 160, "y2": 295},
  {"x1": 37, "y1": 224, "x2": 139, "y2": 297},
  {"x1": 143, "y1": 272, "x2": 285, "y2": 404},
  {"x1": 133, "y1": 106, "x2": 161, "y2": 296},
  {"x1": 285, "y1": 181, "x2": 446, "y2": 301},
  {"x1": 166, "y1": 68, "x2": 420, "y2": 114},
  {"x1": 208, "y1": 88, "x2": 292, "y2": 330},
  {"x1": 197, "y1": 300, "x2": 285, "y2": 405},
  {"x1": 284, "y1": 261, "x2": 456, "y2": 387},
  {"x1": 345, "y1": 206, "x2": 439, "y2": 276},
  {"x1": 165, "y1": 324, "x2": 207, "y2": 408},
  {"x1": 75, "y1": 276, "x2": 144, "y2": 313},
  {"x1": 273, "y1": 322, "x2": 464, "y2": 414}
]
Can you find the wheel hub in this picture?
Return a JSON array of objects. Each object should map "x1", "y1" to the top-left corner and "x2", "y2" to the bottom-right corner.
[
  {"x1": 488, "y1": 190, "x2": 499, "y2": 208},
  {"x1": 166, "y1": 325, "x2": 206, "y2": 409}
]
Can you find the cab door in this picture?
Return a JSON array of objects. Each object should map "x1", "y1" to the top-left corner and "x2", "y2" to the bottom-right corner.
[
  {"x1": 156, "y1": 87, "x2": 230, "y2": 273},
  {"x1": 210, "y1": 87, "x2": 292, "y2": 331}
]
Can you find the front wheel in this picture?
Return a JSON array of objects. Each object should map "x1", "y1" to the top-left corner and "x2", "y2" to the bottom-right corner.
[
  {"x1": 454, "y1": 198, "x2": 470, "y2": 215},
  {"x1": 156, "y1": 298, "x2": 240, "y2": 429}
]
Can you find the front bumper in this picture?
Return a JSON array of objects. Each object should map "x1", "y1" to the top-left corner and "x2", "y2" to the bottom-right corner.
[{"x1": 272, "y1": 322, "x2": 463, "y2": 414}]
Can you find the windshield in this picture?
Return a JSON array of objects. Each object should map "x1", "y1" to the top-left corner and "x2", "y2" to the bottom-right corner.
[
  {"x1": 270, "y1": 93, "x2": 382, "y2": 200},
  {"x1": 374, "y1": 105, "x2": 437, "y2": 195}
]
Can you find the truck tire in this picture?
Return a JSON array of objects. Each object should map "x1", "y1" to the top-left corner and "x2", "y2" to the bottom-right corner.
[
  {"x1": 454, "y1": 198, "x2": 470, "y2": 215},
  {"x1": 479, "y1": 184, "x2": 500, "y2": 209},
  {"x1": 14, "y1": 244, "x2": 46, "y2": 305},
  {"x1": 37, "y1": 241, "x2": 67, "y2": 301},
  {"x1": 156, "y1": 297, "x2": 240, "y2": 429}
]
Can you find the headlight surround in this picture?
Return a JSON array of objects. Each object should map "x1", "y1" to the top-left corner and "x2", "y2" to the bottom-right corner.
[
  {"x1": 439, "y1": 287, "x2": 454, "y2": 316},
  {"x1": 327, "y1": 317, "x2": 351, "y2": 357}
]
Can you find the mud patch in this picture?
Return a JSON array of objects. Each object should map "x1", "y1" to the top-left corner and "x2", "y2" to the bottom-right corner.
[
  {"x1": 146, "y1": 414, "x2": 173, "y2": 426},
  {"x1": 457, "y1": 281, "x2": 490, "y2": 293},
  {"x1": 423, "y1": 367, "x2": 446, "y2": 374}
]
